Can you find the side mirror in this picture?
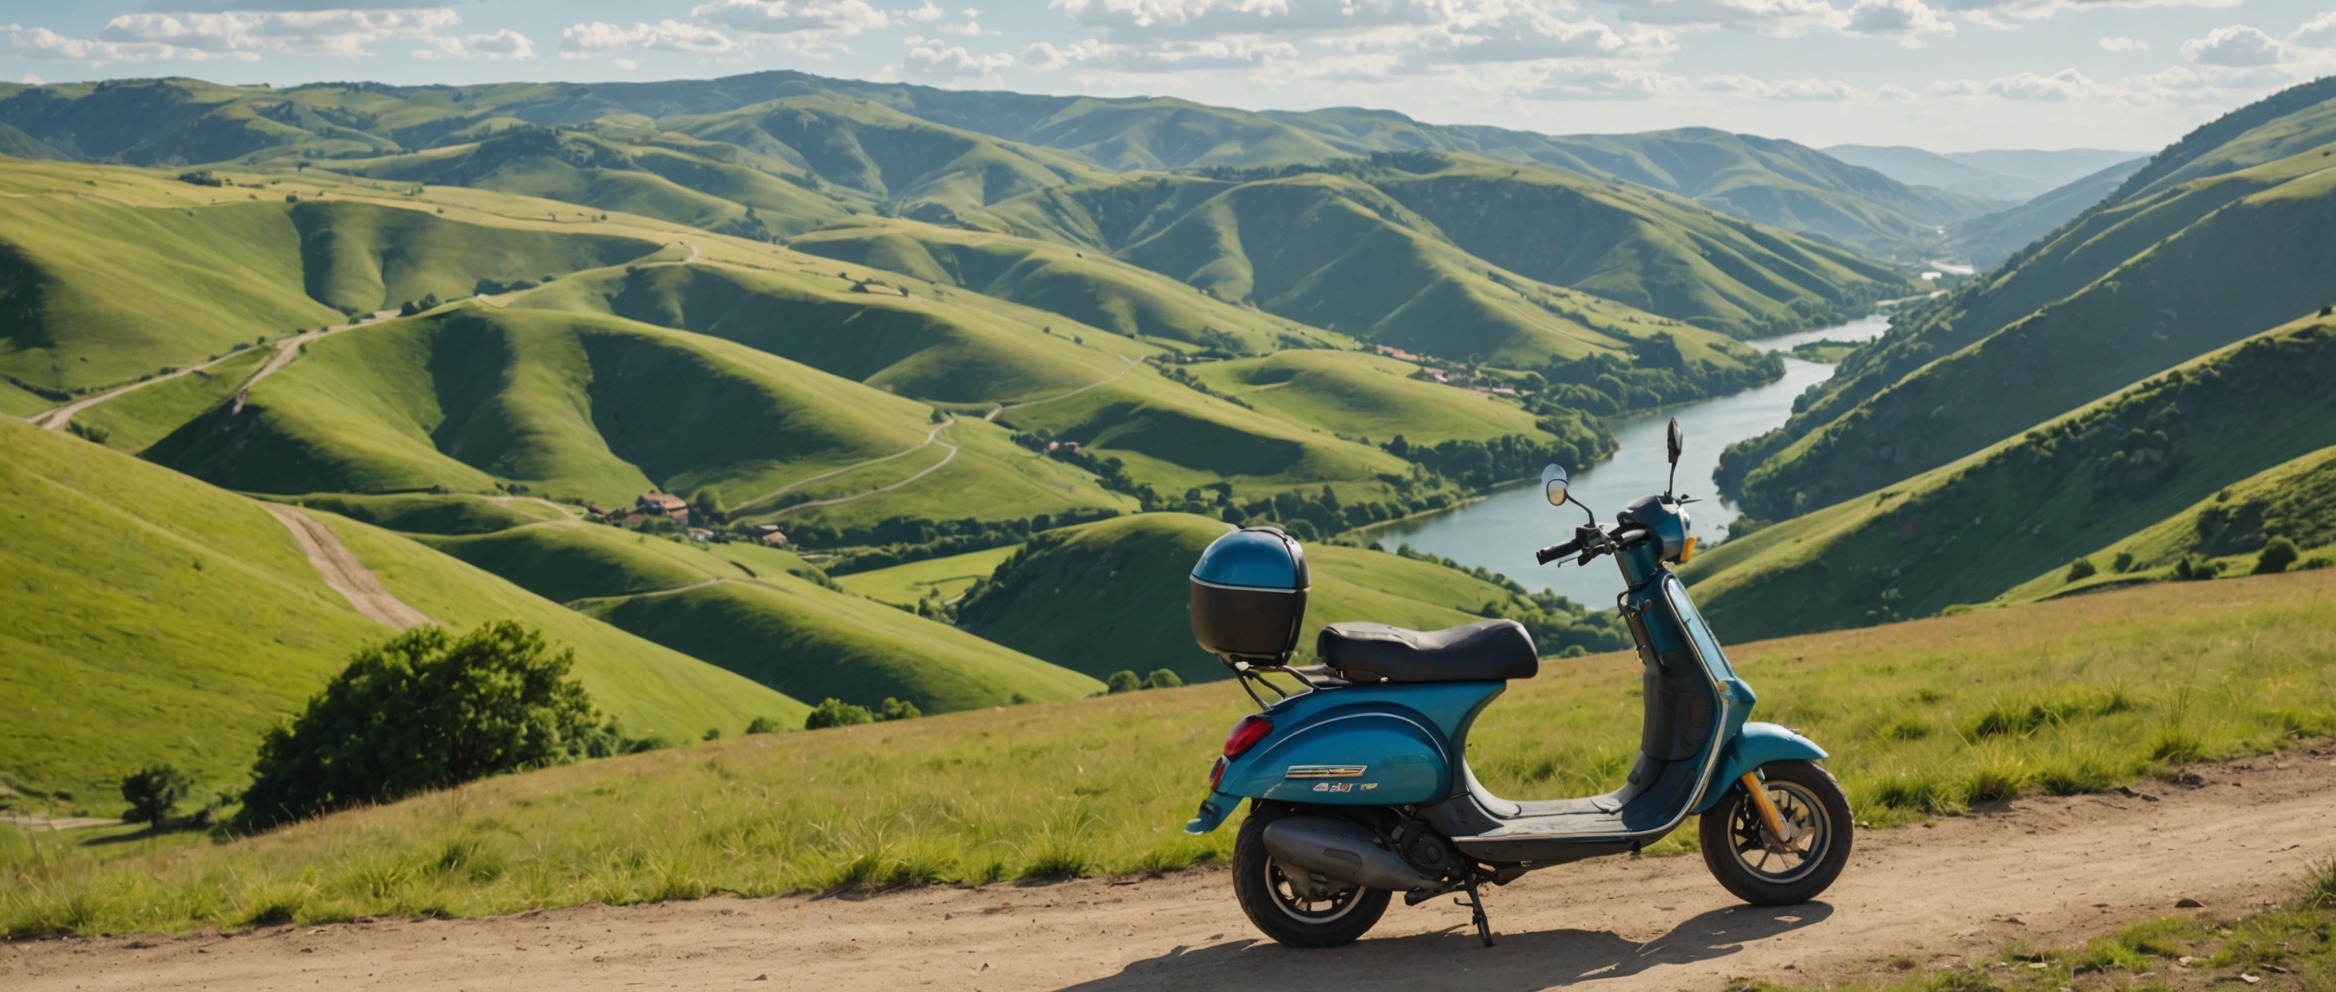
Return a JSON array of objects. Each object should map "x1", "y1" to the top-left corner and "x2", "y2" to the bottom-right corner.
[
  {"x1": 1667, "y1": 418, "x2": 1684, "y2": 466},
  {"x1": 1541, "y1": 463, "x2": 1569, "y2": 506}
]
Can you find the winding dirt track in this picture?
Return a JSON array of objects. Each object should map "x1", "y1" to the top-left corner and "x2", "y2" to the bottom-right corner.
[
  {"x1": 257, "y1": 503, "x2": 432, "y2": 629},
  {"x1": 7, "y1": 750, "x2": 2332, "y2": 992}
]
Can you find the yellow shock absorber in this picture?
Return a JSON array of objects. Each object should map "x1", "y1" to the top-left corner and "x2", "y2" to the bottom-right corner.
[{"x1": 1739, "y1": 772, "x2": 1790, "y2": 846}]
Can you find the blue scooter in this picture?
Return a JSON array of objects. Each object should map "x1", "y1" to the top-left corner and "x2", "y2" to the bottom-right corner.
[{"x1": 1183, "y1": 420, "x2": 1851, "y2": 948}]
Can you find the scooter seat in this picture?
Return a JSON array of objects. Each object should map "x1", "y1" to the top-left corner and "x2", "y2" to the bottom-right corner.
[{"x1": 1317, "y1": 619, "x2": 1539, "y2": 684}]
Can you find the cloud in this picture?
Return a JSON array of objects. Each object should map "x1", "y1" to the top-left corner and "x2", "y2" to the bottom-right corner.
[
  {"x1": 6, "y1": 8, "x2": 465, "y2": 63},
  {"x1": 2182, "y1": 24, "x2": 2281, "y2": 66},
  {"x1": 1607, "y1": 0, "x2": 1848, "y2": 35},
  {"x1": 1050, "y1": 0, "x2": 1409, "y2": 41},
  {"x1": 1930, "y1": 0, "x2": 2237, "y2": 30},
  {"x1": 900, "y1": 0, "x2": 946, "y2": 21},
  {"x1": 20, "y1": 72, "x2": 43, "y2": 84},
  {"x1": 140, "y1": 0, "x2": 461, "y2": 9},
  {"x1": 560, "y1": 20, "x2": 738, "y2": 58},
  {"x1": 414, "y1": 28, "x2": 534, "y2": 60},
  {"x1": 1516, "y1": 61, "x2": 1690, "y2": 100},
  {"x1": 1843, "y1": 0, "x2": 1951, "y2": 44},
  {"x1": 1877, "y1": 82, "x2": 1916, "y2": 100},
  {"x1": 1933, "y1": 68, "x2": 2102, "y2": 101},
  {"x1": 691, "y1": 0, "x2": 890, "y2": 36},
  {"x1": 2097, "y1": 35, "x2": 2148, "y2": 51},
  {"x1": 2294, "y1": 12, "x2": 2336, "y2": 49},
  {"x1": 1383, "y1": 8, "x2": 1678, "y2": 65},
  {"x1": 1022, "y1": 37, "x2": 1112, "y2": 69},
  {"x1": 900, "y1": 34, "x2": 1013, "y2": 76},
  {"x1": 1700, "y1": 73, "x2": 1860, "y2": 99}
]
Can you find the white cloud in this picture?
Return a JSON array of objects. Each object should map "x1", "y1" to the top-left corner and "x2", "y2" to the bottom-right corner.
[
  {"x1": 1877, "y1": 81, "x2": 1916, "y2": 100},
  {"x1": 1383, "y1": 9, "x2": 1679, "y2": 65},
  {"x1": 19, "y1": 72, "x2": 42, "y2": 84},
  {"x1": 1608, "y1": 0, "x2": 1849, "y2": 35},
  {"x1": 2293, "y1": 12, "x2": 2336, "y2": 48},
  {"x1": 2097, "y1": 35, "x2": 2149, "y2": 51},
  {"x1": 901, "y1": 1, "x2": 947, "y2": 21},
  {"x1": 414, "y1": 28, "x2": 535, "y2": 60},
  {"x1": 560, "y1": 20, "x2": 738, "y2": 58},
  {"x1": 691, "y1": 0, "x2": 890, "y2": 36},
  {"x1": 1701, "y1": 73, "x2": 1861, "y2": 99},
  {"x1": 1022, "y1": 37, "x2": 1112, "y2": 69},
  {"x1": 1051, "y1": 0, "x2": 1409, "y2": 41},
  {"x1": 1934, "y1": 67, "x2": 2102, "y2": 100},
  {"x1": 1932, "y1": 0, "x2": 2237, "y2": 30},
  {"x1": 2182, "y1": 24, "x2": 2281, "y2": 66},
  {"x1": 1843, "y1": 0, "x2": 1951, "y2": 45},
  {"x1": 1517, "y1": 61, "x2": 1690, "y2": 100},
  {"x1": 5, "y1": 8, "x2": 464, "y2": 64},
  {"x1": 900, "y1": 34, "x2": 1014, "y2": 76}
]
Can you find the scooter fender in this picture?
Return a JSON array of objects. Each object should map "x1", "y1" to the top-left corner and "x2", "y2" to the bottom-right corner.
[
  {"x1": 1223, "y1": 708, "x2": 1450, "y2": 806},
  {"x1": 1692, "y1": 721, "x2": 1829, "y2": 815}
]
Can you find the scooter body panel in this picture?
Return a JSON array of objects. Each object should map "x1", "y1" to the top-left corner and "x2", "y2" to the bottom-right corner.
[
  {"x1": 1184, "y1": 681, "x2": 1504, "y2": 833},
  {"x1": 1692, "y1": 721, "x2": 1829, "y2": 814}
]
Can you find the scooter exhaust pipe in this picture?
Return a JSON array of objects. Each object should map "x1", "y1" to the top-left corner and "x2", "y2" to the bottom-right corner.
[{"x1": 1262, "y1": 816, "x2": 1441, "y2": 892}]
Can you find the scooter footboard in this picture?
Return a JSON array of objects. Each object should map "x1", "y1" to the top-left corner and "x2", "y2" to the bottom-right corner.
[{"x1": 1692, "y1": 722, "x2": 1828, "y2": 815}]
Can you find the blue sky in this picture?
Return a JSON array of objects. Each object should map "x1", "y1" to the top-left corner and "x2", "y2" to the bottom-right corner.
[{"x1": 4, "y1": 0, "x2": 2333, "y2": 151}]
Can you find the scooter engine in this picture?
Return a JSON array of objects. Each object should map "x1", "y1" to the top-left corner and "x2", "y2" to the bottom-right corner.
[{"x1": 1389, "y1": 821, "x2": 1461, "y2": 881}]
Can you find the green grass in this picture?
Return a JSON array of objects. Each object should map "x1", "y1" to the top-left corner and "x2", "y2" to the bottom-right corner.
[
  {"x1": 832, "y1": 543, "x2": 1022, "y2": 606},
  {"x1": 6, "y1": 564, "x2": 2332, "y2": 936},
  {"x1": 67, "y1": 346, "x2": 268, "y2": 452},
  {"x1": 282, "y1": 492, "x2": 570, "y2": 535},
  {"x1": 1183, "y1": 349, "x2": 1553, "y2": 445},
  {"x1": 954, "y1": 512, "x2": 1567, "y2": 685},
  {"x1": 0, "y1": 419, "x2": 802, "y2": 809},
  {"x1": 1690, "y1": 313, "x2": 2336, "y2": 639}
]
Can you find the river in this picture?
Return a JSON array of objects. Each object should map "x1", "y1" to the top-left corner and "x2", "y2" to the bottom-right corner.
[{"x1": 1367, "y1": 314, "x2": 1892, "y2": 608}]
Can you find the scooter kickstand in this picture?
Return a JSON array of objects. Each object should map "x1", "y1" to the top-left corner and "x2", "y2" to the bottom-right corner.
[{"x1": 1455, "y1": 876, "x2": 1494, "y2": 947}]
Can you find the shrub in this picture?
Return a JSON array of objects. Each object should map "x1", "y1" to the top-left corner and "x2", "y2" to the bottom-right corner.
[
  {"x1": 702, "y1": 727, "x2": 722, "y2": 741},
  {"x1": 1143, "y1": 669, "x2": 1185, "y2": 690},
  {"x1": 878, "y1": 697, "x2": 922, "y2": 721},
  {"x1": 119, "y1": 764, "x2": 191, "y2": 826},
  {"x1": 2065, "y1": 557, "x2": 2097, "y2": 582},
  {"x1": 2305, "y1": 856, "x2": 2336, "y2": 910},
  {"x1": 1105, "y1": 670, "x2": 1143, "y2": 694},
  {"x1": 234, "y1": 623, "x2": 607, "y2": 832},
  {"x1": 805, "y1": 698, "x2": 874, "y2": 730},
  {"x1": 744, "y1": 716, "x2": 781, "y2": 735},
  {"x1": 2112, "y1": 551, "x2": 2135, "y2": 573},
  {"x1": 2254, "y1": 537, "x2": 2299, "y2": 575}
]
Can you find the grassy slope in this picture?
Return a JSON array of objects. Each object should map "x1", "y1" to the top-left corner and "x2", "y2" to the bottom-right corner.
[
  {"x1": 1994, "y1": 445, "x2": 2336, "y2": 603},
  {"x1": 149, "y1": 304, "x2": 941, "y2": 504},
  {"x1": 69, "y1": 347, "x2": 269, "y2": 453},
  {"x1": 1735, "y1": 148, "x2": 2336, "y2": 520},
  {"x1": 953, "y1": 512, "x2": 1531, "y2": 685},
  {"x1": 1688, "y1": 314, "x2": 2336, "y2": 638},
  {"x1": 832, "y1": 543, "x2": 1022, "y2": 606},
  {"x1": 1946, "y1": 155, "x2": 2146, "y2": 268},
  {"x1": 9, "y1": 567, "x2": 2332, "y2": 934},
  {"x1": 0, "y1": 420, "x2": 801, "y2": 806},
  {"x1": 1184, "y1": 349, "x2": 1553, "y2": 445}
]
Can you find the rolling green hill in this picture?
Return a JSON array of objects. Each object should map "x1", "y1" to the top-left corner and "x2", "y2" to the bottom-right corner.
[
  {"x1": 1687, "y1": 313, "x2": 2336, "y2": 638},
  {"x1": 0, "y1": 418, "x2": 804, "y2": 806},
  {"x1": 1181, "y1": 349, "x2": 1551, "y2": 445},
  {"x1": 954, "y1": 512, "x2": 1572, "y2": 685},
  {"x1": 1944, "y1": 156, "x2": 2145, "y2": 268}
]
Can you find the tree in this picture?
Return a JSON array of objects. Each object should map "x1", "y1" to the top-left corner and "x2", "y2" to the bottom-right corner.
[
  {"x1": 235, "y1": 623, "x2": 608, "y2": 832},
  {"x1": 2065, "y1": 557, "x2": 2097, "y2": 582},
  {"x1": 2256, "y1": 537, "x2": 2300, "y2": 575},
  {"x1": 702, "y1": 727, "x2": 723, "y2": 741},
  {"x1": 1143, "y1": 669, "x2": 1184, "y2": 690},
  {"x1": 744, "y1": 716, "x2": 782, "y2": 735},
  {"x1": 1106, "y1": 670, "x2": 1143, "y2": 694},
  {"x1": 879, "y1": 697, "x2": 922, "y2": 721},
  {"x1": 805, "y1": 698, "x2": 874, "y2": 729},
  {"x1": 692, "y1": 488, "x2": 727, "y2": 525},
  {"x1": 120, "y1": 764, "x2": 191, "y2": 826}
]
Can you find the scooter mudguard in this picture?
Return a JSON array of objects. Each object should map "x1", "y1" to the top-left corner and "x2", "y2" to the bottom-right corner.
[
  {"x1": 1691, "y1": 722, "x2": 1829, "y2": 815},
  {"x1": 1183, "y1": 682, "x2": 1502, "y2": 834}
]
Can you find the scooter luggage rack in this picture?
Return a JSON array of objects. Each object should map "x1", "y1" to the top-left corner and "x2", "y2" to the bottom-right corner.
[{"x1": 1223, "y1": 659, "x2": 1344, "y2": 711}]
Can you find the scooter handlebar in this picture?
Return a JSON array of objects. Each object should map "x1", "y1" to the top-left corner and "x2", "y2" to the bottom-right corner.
[
  {"x1": 1537, "y1": 526, "x2": 1654, "y2": 566},
  {"x1": 1534, "y1": 540, "x2": 1580, "y2": 565}
]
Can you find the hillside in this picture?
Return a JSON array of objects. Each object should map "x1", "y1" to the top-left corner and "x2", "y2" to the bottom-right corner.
[
  {"x1": 0, "y1": 419, "x2": 804, "y2": 806},
  {"x1": 11, "y1": 565, "x2": 2333, "y2": 934},
  {"x1": 1944, "y1": 156, "x2": 2146, "y2": 268},
  {"x1": 1688, "y1": 313, "x2": 2336, "y2": 638}
]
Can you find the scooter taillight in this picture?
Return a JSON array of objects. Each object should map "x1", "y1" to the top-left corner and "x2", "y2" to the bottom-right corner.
[{"x1": 1223, "y1": 715, "x2": 1273, "y2": 758}]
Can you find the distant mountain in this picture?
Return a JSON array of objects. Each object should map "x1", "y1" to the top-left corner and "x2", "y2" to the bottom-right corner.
[
  {"x1": 1945, "y1": 156, "x2": 2147, "y2": 267},
  {"x1": 1823, "y1": 144, "x2": 2145, "y2": 203},
  {"x1": 1697, "y1": 76, "x2": 2336, "y2": 636}
]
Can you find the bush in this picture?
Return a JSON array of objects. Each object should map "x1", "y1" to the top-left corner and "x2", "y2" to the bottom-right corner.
[
  {"x1": 702, "y1": 727, "x2": 722, "y2": 741},
  {"x1": 235, "y1": 623, "x2": 607, "y2": 832},
  {"x1": 1105, "y1": 670, "x2": 1143, "y2": 694},
  {"x1": 878, "y1": 697, "x2": 921, "y2": 721},
  {"x1": 744, "y1": 716, "x2": 782, "y2": 735},
  {"x1": 2255, "y1": 537, "x2": 2300, "y2": 575},
  {"x1": 805, "y1": 698, "x2": 874, "y2": 730},
  {"x1": 119, "y1": 764, "x2": 191, "y2": 826},
  {"x1": 1143, "y1": 669, "x2": 1184, "y2": 690},
  {"x1": 2066, "y1": 557, "x2": 2097, "y2": 582}
]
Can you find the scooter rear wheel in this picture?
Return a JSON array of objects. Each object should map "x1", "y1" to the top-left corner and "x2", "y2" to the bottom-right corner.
[
  {"x1": 1232, "y1": 804, "x2": 1391, "y2": 948},
  {"x1": 1700, "y1": 759, "x2": 1853, "y2": 906}
]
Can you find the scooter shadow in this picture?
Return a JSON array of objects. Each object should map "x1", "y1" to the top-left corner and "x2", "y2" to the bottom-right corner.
[{"x1": 1052, "y1": 902, "x2": 1834, "y2": 992}]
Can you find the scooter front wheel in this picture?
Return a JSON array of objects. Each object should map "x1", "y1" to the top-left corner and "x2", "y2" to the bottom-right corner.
[
  {"x1": 1232, "y1": 804, "x2": 1391, "y2": 948},
  {"x1": 1700, "y1": 759, "x2": 1854, "y2": 906}
]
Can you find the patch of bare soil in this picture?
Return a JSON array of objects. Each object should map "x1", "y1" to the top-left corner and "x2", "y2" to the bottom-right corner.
[
  {"x1": 5, "y1": 750, "x2": 2332, "y2": 992},
  {"x1": 258, "y1": 503, "x2": 431, "y2": 629}
]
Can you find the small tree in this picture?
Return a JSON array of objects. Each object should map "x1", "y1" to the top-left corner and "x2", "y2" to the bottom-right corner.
[
  {"x1": 120, "y1": 764, "x2": 191, "y2": 826},
  {"x1": 805, "y1": 698, "x2": 874, "y2": 730},
  {"x1": 702, "y1": 727, "x2": 723, "y2": 741},
  {"x1": 1106, "y1": 670, "x2": 1143, "y2": 694},
  {"x1": 235, "y1": 622, "x2": 606, "y2": 832},
  {"x1": 1143, "y1": 668, "x2": 1184, "y2": 690},
  {"x1": 879, "y1": 697, "x2": 922, "y2": 721},
  {"x1": 744, "y1": 716, "x2": 781, "y2": 735},
  {"x1": 692, "y1": 488, "x2": 727, "y2": 525},
  {"x1": 2256, "y1": 537, "x2": 2300, "y2": 575},
  {"x1": 2065, "y1": 557, "x2": 2097, "y2": 582}
]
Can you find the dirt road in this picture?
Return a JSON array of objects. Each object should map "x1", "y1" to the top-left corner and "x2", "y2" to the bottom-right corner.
[
  {"x1": 257, "y1": 503, "x2": 433, "y2": 629},
  {"x1": 7, "y1": 750, "x2": 2331, "y2": 992}
]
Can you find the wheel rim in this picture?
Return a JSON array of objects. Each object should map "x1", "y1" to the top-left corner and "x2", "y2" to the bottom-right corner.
[
  {"x1": 1727, "y1": 779, "x2": 1830, "y2": 884},
  {"x1": 1262, "y1": 859, "x2": 1364, "y2": 923}
]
